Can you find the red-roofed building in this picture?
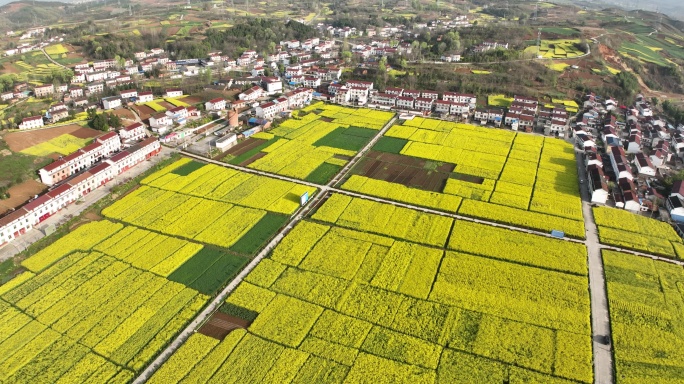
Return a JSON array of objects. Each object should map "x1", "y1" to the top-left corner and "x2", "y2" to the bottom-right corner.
[
  {"x1": 396, "y1": 96, "x2": 414, "y2": 110},
  {"x1": 96, "y1": 132, "x2": 122, "y2": 156},
  {"x1": 106, "y1": 137, "x2": 161, "y2": 174},
  {"x1": 0, "y1": 208, "x2": 31, "y2": 245},
  {"x1": 18, "y1": 115, "x2": 43, "y2": 130},
  {"x1": 119, "y1": 122, "x2": 147, "y2": 143},
  {"x1": 39, "y1": 132, "x2": 122, "y2": 185},
  {"x1": 256, "y1": 101, "x2": 279, "y2": 119},
  {"x1": 164, "y1": 88, "x2": 183, "y2": 98},
  {"x1": 285, "y1": 88, "x2": 313, "y2": 109},
  {"x1": 239, "y1": 86, "x2": 263, "y2": 102},
  {"x1": 414, "y1": 97, "x2": 434, "y2": 112},
  {"x1": 205, "y1": 98, "x2": 227, "y2": 111},
  {"x1": 1, "y1": 138, "x2": 160, "y2": 247}
]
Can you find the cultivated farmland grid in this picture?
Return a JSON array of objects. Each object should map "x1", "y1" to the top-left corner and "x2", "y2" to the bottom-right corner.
[
  {"x1": 134, "y1": 115, "x2": 680, "y2": 383},
  {"x1": 7, "y1": 110, "x2": 683, "y2": 383}
]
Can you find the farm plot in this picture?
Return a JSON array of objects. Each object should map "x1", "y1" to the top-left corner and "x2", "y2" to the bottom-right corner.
[
  {"x1": 524, "y1": 39, "x2": 585, "y2": 59},
  {"x1": 9, "y1": 57, "x2": 70, "y2": 84},
  {"x1": 487, "y1": 94, "x2": 514, "y2": 107},
  {"x1": 5, "y1": 124, "x2": 100, "y2": 153},
  {"x1": 619, "y1": 42, "x2": 670, "y2": 67},
  {"x1": 132, "y1": 104, "x2": 157, "y2": 120},
  {"x1": 103, "y1": 159, "x2": 314, "y2": 253},
  {"x1": 1, "y1": 222, "x2": 209, "y2": 382},
  {"x1": 230, "y1": 103, "x2": 394, "y2": 183},
  {"x1": 150, "y1": 193, "x2": 592, "y2": 383},
  {"x1": 593, "y1": 206, "x2": 684, "y2": 258},
  {"x1": 20, "y1": 134, "x2": 92, "y2": 157},
  {"x1": 618, "y1": 34, "x2": 684, "y2": 66},
  {"x1": 603, "y1": 250, "x2": 684, "y2": 382},
  {"x1": 44, "y1": 44, "x2": 69, "y2": 56},
  {"x1": 0, "y1": 155, "x2": 331, "y2": 383},
  {"x1": 25, "y1": 158, "x2": 308, "y2": 252},
  {"x1": 340, "y1": 117, "x2": 584, "y2": 237}
]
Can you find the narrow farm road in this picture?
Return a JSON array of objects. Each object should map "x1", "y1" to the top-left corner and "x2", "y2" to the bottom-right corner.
[
  {"x1": 39, "y1": 48, "x2": 68, "y2": 70},
  {"x1": 576, "y1": 150, "x2": 614, "y2": 384}
]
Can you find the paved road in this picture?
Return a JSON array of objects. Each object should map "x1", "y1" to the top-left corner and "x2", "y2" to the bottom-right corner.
[
  {"x1": 576, "y1": 150, "x2": 614, "y2": 384},
  {"x1": 0, "y1": 146, "x2": 175, "y2": 262}
]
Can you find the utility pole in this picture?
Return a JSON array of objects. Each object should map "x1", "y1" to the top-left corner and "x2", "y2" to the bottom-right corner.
[
  {"x1": 536, "y1": 28, "x2": 542, "y2": 58},
  {"x1": 658, "y1": 10, "x2": 663, "y2": 30}
]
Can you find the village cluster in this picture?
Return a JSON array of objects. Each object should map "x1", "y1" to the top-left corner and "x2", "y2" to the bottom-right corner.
[
  {"x1": 0, "y1": 127, "x2": 161, "y2": 246},
  {"x1": 576, "y1": 93, "x2": 684, "y2": 222}
]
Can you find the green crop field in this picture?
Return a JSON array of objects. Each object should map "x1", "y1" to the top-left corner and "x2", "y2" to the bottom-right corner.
[
  {"x1": 524, "y1": 39, "x2": 584, "y2": 59},
  {"x1": 487, "y1": 94, "x2": 514, "y2": 107},
  {"x1": 541, "y1": 27, "x2": 580, "y2": 36}
]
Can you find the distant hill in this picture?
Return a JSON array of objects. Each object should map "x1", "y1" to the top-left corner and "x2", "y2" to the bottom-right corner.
[
  {"x1": 593, "y1": 0, "x2": 684, "y2": 20},
  {"x1": 0, "y1": 0, "x2": 70, "y2": 6}
]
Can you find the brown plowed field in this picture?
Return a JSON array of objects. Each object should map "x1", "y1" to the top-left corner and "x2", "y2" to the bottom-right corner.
[
  {"x1": 183, "y1": 96, "x2": 203, "y2": 104},
  {"x1": 0, "y1": 179, "x2": 48, "y2": 215},
  {"x1": 352, "y1": 150, "x2": 455, "y2": 192},
  {"x1": 198, "y1": 312, "x2": 249, "y2": 340},
  {"x1": 239, "y1": 151, "x2": 267, "y2": 166},
  {"x1": 158, "y1": 101, "x2": 176, "y2": 110},
  {"x1": 225, "y1": 138, "x2": 266, "y2": 157},
  {"x1": 111, "y1": 108, "x2": 136, "y2": 121},
  {"x1": 4, "y1": 124, "x2": 101, "y2": 152},
  {"x1": 133, "y1": 105, "x2": 156, "y2": 120}
]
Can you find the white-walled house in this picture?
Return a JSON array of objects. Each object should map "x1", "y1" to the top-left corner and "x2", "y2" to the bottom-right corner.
[
  {"x1": 256, "y1": 101, "x2": 279, "y2": 119},
  {"x1": 120, "y1": 89, "x2": 138, "y2": 99},
  {"x1": 102, "y1": 96, "x2": 122, "y2": 110},
  {"x1": 149, "y1": 113, "x2": 172, "y2": 128},
  {"x1": 205, "y1": 98, "x2": 227, "y2": 111},
  {"x1": 587, "y1": 164, "x2": 609, "y2": 204},
  {"x1": 138, "y1": 92, "x2": 154, "y2": 103},
  {"x1": 239, "y1": 86, "x2": 264, "y2": 101},
  {"x1": 634, "y1": 153, "x2": 655, "y2": 177},
  {"x1": 119, "y1": 122, "x2": 147, "y2": 143},
  {"x1": 18, "y1": 116, "x2": 44, "y2": 130},
  {"x1": 0, "y1": 137, "x2": 159, "y2": 246},
  {"x1": 164, "y1": 88, "x2": 183, "y2": 98}
]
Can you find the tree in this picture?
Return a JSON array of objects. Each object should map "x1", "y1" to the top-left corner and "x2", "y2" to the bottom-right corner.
[
  {"x1": 651, "y1": 97, "x2": 659, "y2": 107},
  {"x1": 107, "y1": 113, "x2": 122, "y2": 129},
  {"x1": 91, "y1": 113, "x2": 109, "y2": 131},
  {"x1": 615, "y1": 71, "x2": 639, "y2": 99}
]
